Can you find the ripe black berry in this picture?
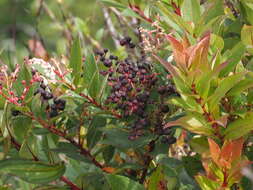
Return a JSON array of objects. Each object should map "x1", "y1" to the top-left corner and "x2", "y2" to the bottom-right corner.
[
  {"x1": 120, "y1": 39, "x2": 126, "y2": 46},
  {"x1": 103, "y1": 59, "x2": 112, "y2": 67},
  {"x1": 49, "y1": 110, "x2": 58, "y2": 118},
  {"x1": 11, "y1": 110, "x2": 20, "y2": 116},
  {"x1": 126, "y1": 36, "x2": 132, "y2": 43},
  {"x1": 161, "y1": 105, "x2": 170, "y2": 113},
  {"x1": 42, "y1": 91, "x2": 53, "y2": 100}
]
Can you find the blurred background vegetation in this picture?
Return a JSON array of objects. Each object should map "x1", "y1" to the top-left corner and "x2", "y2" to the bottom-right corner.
[{"x1": 0, "y1": 0, "x2": 114, "y2": 64}]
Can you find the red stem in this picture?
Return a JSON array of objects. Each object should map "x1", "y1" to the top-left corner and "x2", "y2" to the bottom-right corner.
[
  {"x1": 128, "y1": 3, "x2": 153, "y2": 23},
  {"x1": 60, "y1": 176, "x2": 80, "y2": 190},
  {"x1": 26, "y1": 112, "x2": 105, "y2": 169},
  {"x1": 79, "y1": 93, "x2": 122, "y2": 119}
]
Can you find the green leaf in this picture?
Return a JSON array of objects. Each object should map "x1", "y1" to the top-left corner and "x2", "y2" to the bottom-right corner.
[
  {"x1": 34, "y1": 185, "x2": 69, "y2": 190},
  {"x1": 121, "y1": 8, "x2": 144, "y2": 21},
  {"x1": 0, "y1": 159, "x2": 65, "y2": 184},
  {"x1": 19, "y1": 134, "x2": 39, "y2": 159},
  {"x1": 182, "y1": 155, "x2": 203, "y2": 177},
  {"x1": 202, "y1": 0, "x2": 224, "y2": 24},
  {"x1": 101, "y1": 128, "x2": 154, "y2": 149},
  {"x1": 195, "y1": 175, "x2": 220, "y2": 190},
  {"x1": 241, "y1": 25, "x2": 253, "y2": 54},
  {"x1": 210, "y1": 34, "x2": 224, "y2": 51},
  {"x1": 100, "y1": 0, "x2": 126, "y2": 10},
  {"x1": 189, "y1": 136, "x2": 209, "y2": 155},
  {"x1": 83, "y1": 53, "x2": 102, "y2": 100},
  {"x1": 240, "y1": 2, "x2": 253, "y2": 25},
  {"x1": 102, "y1": 145, "x2": 115, "y2": 164},
  {"x1": 208, "y1": 72, "x2": 246, "y2": 112},
  {"x1": 196, "y1": 60, "x2": 228, "y2": 100},
  {"x1": 227, "y1": 75, "x2": 253, "y2": 96},
  {"x1": 220, "y1": 42, "x2": 246, "y2": 76},
  {"x1": 69, "y1": 37, "x2": 82, "y2": 86},
  {"x1": 224, "y1": 112, "x2": 253, "y2": 140},
  {"x1": 105, "y1": 174, "x2": 145, "y2": 190},
  {"x1": 11, "y1": 115, "x2": 32, "y2": 143},
  {"x1": 164, "y1": 115, "x2": 214, "y2": 136},
  {"x1": 50, "y1": 142, "x2": 91, "y2": 163},
  {"x1": 148, "y1": 166, "x2": 165, "y2": 190},
  {"x1": 76, "y1": 172, "x2": 110, "y2": 190},
  {"x1": 156, "y1": 2, "x2": 193, "y2": 34},
  {"x1": 181, "y1": 0, "x2": 201, "y2": 24},
  {"x1": 87, "y1": 116, "x2": 106, "y2": 149}
]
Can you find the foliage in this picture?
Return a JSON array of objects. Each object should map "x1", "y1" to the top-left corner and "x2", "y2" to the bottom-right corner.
[{"x1": 0, "y1": 0, "x2": 253, "y2": 190}]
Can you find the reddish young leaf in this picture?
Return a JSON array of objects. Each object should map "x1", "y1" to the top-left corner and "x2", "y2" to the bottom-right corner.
[
  {"x1": 230, "y1": 138, "x2": 244, "y2": 163},
  {"x1": 208, "y1": 138, "x2": 221, "y2": 167},
  {"x1": 220, "y1": 141, "x2": 233, "y2": 168}
]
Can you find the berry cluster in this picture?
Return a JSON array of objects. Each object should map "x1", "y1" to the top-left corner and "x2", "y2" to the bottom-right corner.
[
  {"x1": 34, "y1": 83, "x2": 53, "y2": 101},
  {"x1": 96, "y1": 37, "x2": 178, "y2": 143},
  {"x1": 34, "y1": 82, "x2": 66, "y2": 118},
  {"x1": 49, "y1": 98, "x2": 66, "y2": 118}
]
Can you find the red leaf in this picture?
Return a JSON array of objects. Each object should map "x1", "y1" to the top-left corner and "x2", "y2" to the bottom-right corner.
[{"x1": 208, "y1": 138, "x2": 221, "y2": 167}]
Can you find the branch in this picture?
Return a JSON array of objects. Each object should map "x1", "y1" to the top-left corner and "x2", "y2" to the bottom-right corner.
[{"x1": 25, "y1": 112, "x2": 105, "y2": 169}]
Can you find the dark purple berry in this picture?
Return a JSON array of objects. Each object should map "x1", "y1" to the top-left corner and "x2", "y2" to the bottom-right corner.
[
  {"x1": 49, "y1": 110, "x2": 58, "y2": 118},
  {"x1": 125, "y1": 36, "x2": 132, "y2": 43},
  {"x1": 120, "y1": 39, "x2": 126, "y2": 46},
  {"x1": 161, "y1": 105, "x2": 170, "y2": 113},
  {"x1": 42, "y1": 91, "x2": 53, "y2": 100},
  {"x1": 12, "y1": 110, "x2": 20, "y2": 116}
]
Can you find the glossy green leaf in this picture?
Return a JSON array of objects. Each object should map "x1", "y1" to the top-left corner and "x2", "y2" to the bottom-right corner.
[
  {"x1": 227, "y1": 76, "x2": 253, "y2": 96},
  {"x1": 241, "y1": 25, "x2": 253, "y2": 54},
  {"x1": 0, "y1": 159, "x2": 65, "y2": 184},
  {"x1": 11, "y1": 115, "x2": 32, "y2": 143},
  {"x1": 105, "y1": 174, "x2": 145, "y2": 190},
  {"x1": 196, "y1": 60, "x2": 228, "y2": 100},
  {"x1": 189, "y1": 136, "x2": 209, "y2": 155},
  {"x1": 148, "y1": 166, "x2": 165, "y2": 190},
  {"x1": 34, "y1": 185, "x2": 69, "y2": 190},
  {"x1": 182, "y1": 155, "x2": 203, "y2": 177},
  {"x1": 76, "y1": 172, "x2": 110, "y2": 190},
  {"x1": 83, "y1": 53, "x2": 102, "y2": 100},
  {"x1": 69, "y1": 37, "x2": 82, "y2": 86},
  {"x1": 164, "y1": 115, "x2": 214, "y2": 136},
  {"x1": 19, "y1": 134, "x2": 39, "y2": 159},
  {"x1": 224, "y1": 112, "x2": 253, "y2": 140},
  {"x1": 100, "y1": 0, "x2": 126, "y2": 10},
  {"x1": 240, "y1": 2, "x2": 253, "y2": 25},
  {"x1": 156, "y1": 2, "x2": 193, "y2": 34},
  {"x1": 195, "y1": 175, "x2": 220, "y2": 190},
  {"x1": 208, "y1": 72, "x2": 246, "y2": 112},
  {"x1": 181, "y1": 0, "x2": 201, "y2": 24},
  {"x1": 87, "y1": 116, "x2": 106, "y2": 149},
  {"x1": 101, "y1": 128, "x2": 154, "y2": 149},
  {"x1": 50, "y1": 142, "x2": 91, "y2": 163},
  {"x1": 220, "y1": 42, "x2": 246, "y2": 76}
]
